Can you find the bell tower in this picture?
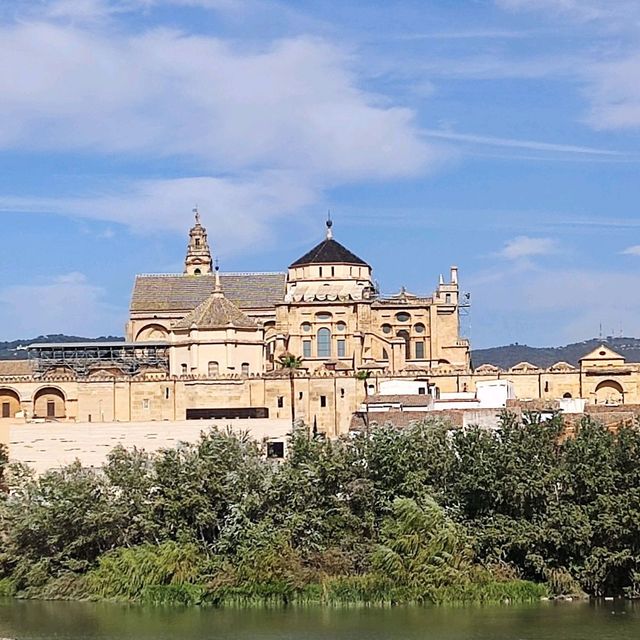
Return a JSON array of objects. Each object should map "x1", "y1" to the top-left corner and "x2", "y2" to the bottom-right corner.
[{"x1": 184, "y1": 207, "x2": 213, "y2": 276}]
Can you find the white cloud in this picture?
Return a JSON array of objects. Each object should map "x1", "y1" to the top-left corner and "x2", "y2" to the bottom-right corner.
[
  {"x1": 0, "y1": 272, "x2": 122, "y2": 339},
  {"x1": 498, "y1": 236, "x2": 558, "y2": 260},
  {"x1": 584, "y1": 55, "x2": 640, "y2": 130},
  {"x1": 495, "y1": 0, "x2": 630, "y2": 23},
  {"x1": 469, "y1": 264, "x2": 640, "y2": 346},
  {"x1": 0, "y1": 18, "x2": 435, "y2": 238},
  {"x1": 0, "y1": 172, "x2": 317, "y2": 251},
  {"x1": 0, "y1": 23, "x2": 431, "y2": 180},
  {"x1": 621, "y1": 245, "x2": 640, "y2": 256}
]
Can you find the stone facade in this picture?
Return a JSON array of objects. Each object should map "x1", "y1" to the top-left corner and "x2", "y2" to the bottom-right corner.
[{"x1": 2, "y1": 212, "x2": 640, "y2": 436}]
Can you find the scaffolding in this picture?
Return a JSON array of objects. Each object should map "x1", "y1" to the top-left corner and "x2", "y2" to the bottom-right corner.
[{"x1": 27, "y1": 341, "x2": 170, "y2": 377}]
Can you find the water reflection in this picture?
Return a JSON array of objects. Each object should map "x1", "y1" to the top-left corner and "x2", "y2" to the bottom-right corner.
[{"x1": 0, "y1": 599, "x2": 638, "y2": 640}]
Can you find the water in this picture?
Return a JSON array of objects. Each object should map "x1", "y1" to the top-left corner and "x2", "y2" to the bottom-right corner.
[{"x1": 0, "y1": 599, "x2": 638, "y2": 639}]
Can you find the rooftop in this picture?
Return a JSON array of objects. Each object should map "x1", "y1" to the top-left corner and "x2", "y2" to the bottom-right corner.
[
  {"x1": 130, "y1": 272, "x2": 286, "y2": 313},
  {"x1": 289, "y1": 237, "x2": 369, "y2": 268}
]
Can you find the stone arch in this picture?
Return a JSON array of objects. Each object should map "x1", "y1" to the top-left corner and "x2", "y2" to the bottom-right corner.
[
  {"x1": 135, "y1": 323, "x2": 169, "y2": 341},
  {"x1": 595, "y1": 380, "x2": 624, "y2": 405},
  {"x1": 33, "y1": 386, "x2": 66, "y2": 419},
  {"x1": 0, "y1": 387, "x2": 21, "y2": 419},
  {"x1": 563, "y1": 392, "x2": 572, "y2": 399}
]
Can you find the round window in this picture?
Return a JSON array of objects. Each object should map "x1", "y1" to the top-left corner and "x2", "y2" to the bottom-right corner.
[
  {"x1": 336, "y1": 322, "x2": 346, "y2": 332},
  {"x1": 301, "y1": 323, "x2": 312, "y2": 332},
  {"x1": 414, "y1": 323, "x2": 425, "y2": 334},
  {"x1": 382, "y1": 324, "x2": 392, "y2": 334},
  {"x1": 395, "y1": 312, "x2": 411, "y2": 322}
]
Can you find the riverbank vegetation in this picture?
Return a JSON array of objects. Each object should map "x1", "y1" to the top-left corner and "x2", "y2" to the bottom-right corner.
[{"x1": 0, "y1": 413, "x2": 638, "y2": 605}]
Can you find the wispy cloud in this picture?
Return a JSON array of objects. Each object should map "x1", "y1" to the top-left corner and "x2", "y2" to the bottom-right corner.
[
  {"x1": 498, "y1": 236, "x2": 558, "y2": 260},
  {"x1": 422, "y1": 129, "x2": 622, "y2": 156},
  {"x1": 621, "y1": 245, "x2": 640, "y2": 256}
]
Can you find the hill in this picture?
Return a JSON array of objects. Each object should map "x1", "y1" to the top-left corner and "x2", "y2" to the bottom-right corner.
[
  {"x1": 0, "y1": 334, "x2": 124, "y2": 360},
  {"x1": 472, "y1": 337, "x2": 640, "y2": 369}
]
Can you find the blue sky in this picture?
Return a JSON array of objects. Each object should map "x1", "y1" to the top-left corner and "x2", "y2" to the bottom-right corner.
[{"x1": 1, "y1": 0, "x2": 640, "y2": 347}]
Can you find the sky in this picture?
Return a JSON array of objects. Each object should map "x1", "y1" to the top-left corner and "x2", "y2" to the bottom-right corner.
[{"x1": 1, "y1": 0, "x2": 640, "y2": 348}]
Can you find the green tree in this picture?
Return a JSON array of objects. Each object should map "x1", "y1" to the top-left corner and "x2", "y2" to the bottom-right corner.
[
  {"x1": 0, "y1": 443, "x2": 8, "y2": 494},
  {"x1": 355, "y1": 369, "x2": 372, "y2": 435},
  {"x1": 278, "y1": 353, "x2": 303, "y2": 428}
]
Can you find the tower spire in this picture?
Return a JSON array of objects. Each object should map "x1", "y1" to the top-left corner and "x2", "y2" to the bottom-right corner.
[
  {"x1": 184, "y1": 207, "x2": 213, "y2": 276},
  {"x1": 326, "y1": 210, "x2": 333, "y2": 240}
]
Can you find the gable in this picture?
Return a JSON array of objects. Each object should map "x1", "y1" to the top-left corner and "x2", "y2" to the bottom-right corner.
[{"x1": 580, "y1": 344, "x2": 625, "y2": 364}]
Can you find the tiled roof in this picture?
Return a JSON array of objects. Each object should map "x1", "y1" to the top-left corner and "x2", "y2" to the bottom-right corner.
[
  {"x1": 130, "y1": 272, "x2": 286, "y2": 313},
  {"x1": 173, "y1": 294, "x2": 257, "y2": 330},
  {"x1": 0, "y1": 359, "x2": 33, "y2": 376},
  {"x1": 350, "y1": 411, "x2": 432, "y2": 430},
  {"x1": 365, "y1": 394, "x2": 433, "y2": 407},
  {"x1": 290, "y1": 238, "x2": 369, "y2": 267}
]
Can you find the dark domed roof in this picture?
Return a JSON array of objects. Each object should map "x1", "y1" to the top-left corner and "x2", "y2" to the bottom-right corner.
[{"x1": 290, "y1": 238, "x2": 369, "y2": 268}]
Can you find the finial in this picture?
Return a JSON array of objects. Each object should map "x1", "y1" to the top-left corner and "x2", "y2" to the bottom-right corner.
[
  {"x1": 213, "y1": 258, "x2": 222, "y2": 296},
  {"x1": 326, "y1": 210, "x2": 333, "y2": 239},
  {"x1": 193, "y1": 205, "x2": 200, "y2": 225}
]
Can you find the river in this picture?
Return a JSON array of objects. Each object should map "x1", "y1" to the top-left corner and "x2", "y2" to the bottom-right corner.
[{"x1": 0, "y1": 599, "x2": 638, "y2": 639}]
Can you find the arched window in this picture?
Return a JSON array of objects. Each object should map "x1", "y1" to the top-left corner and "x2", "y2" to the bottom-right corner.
[
  {"x1": 397, "y1": 330, "x2": 410, "y2": 359},
  {"x1": 208, "y1": 361, "x2": 219, "y2": 376},
  {"x1": 241, "y1": 363, "x2": 250, "y2": 375},
  {"x1": 563, "y1": 392, "x2": 572, "y2": 399},
  {"x1": 194, "y1": 268, "x2": 201, "y2": 275},
  {"x1": 317, "y1": 328, "x2": 331, "y2": 358}
]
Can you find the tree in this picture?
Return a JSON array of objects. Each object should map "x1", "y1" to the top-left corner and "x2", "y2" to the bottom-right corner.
[
  {"x1": 278, "y1": 353, "x2": 303, "y2": 428},
  {"x1": 355, "y1": 369, "x2": 372, "y2": 436},
  {"x1": 0, "y1": 443, "x2": 8, "y2": 494}
]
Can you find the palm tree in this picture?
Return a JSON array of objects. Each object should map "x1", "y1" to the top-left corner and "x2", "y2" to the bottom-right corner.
[
  {"x1": 278, "y1": 353, "x2": 303, "y2": 428},
  {"x1": 355, "y1": 369, "x2": 372, "y2": 436}
]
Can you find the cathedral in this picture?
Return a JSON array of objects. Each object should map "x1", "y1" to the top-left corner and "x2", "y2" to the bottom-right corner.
[
  {"x1": 1, "y1": 209, "x2": 639, "y2": 435},
  {"x1": 128, "y1": 210, "x2": 470, "y2": 377}
]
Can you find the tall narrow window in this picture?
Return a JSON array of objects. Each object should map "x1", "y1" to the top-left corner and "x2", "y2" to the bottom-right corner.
[
  {"x1": 277, "y1": 396, "x2": 284, "y2": 408},
  {"x1": 331, "y1": 266, "x2": 335, "y2": 276},
  {"x1": 195, "y1": 238, "x2": 200, "y2": 247},
  {"x1": 319, "y1": 267, "x2": 323, "y2": 277},
  {"x1": 208, "y1": 361, "x2": 219, "y2": 376},
  {"x1": 181, "y1": 363, "x2": 188, "y2": 375},
  {"x1": 320, "y1": 395, "x2": 327, "y2": 408},
  {"x1": 415, "y1": 341, "x2": 425, "y2": 359},
  {"x1": 241, "y1": 363, "x2": 250, "y2": 375},
  {"x1": 303, "y1": 340, "x2": 312, "y2": 358},
  {"x1": 2, "y1": 402, "x2": 9, "y2": 418},
  {"x1": 445, "y1": 293, "x2": 451, "y2": 304},
  {"x1": 337, "y1": 339, "x2": 346, "y2": 357},
  {"x1": 317, "y1": 328, "x2": 331, "y2": 357},
  {"x1": 397, "y1": 330, "x2": 410, "y2": 360}
]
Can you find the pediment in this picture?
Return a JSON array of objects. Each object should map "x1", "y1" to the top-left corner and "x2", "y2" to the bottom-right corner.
[
  {"x1": 549, "y1": 361, "x2": 576, "y2": 372},
  {"x1": 580, "y1": 344, "x2": 625, "y2": 363},
  {"x1": 510, "y1": 361, "x2": 539, "y2": 372},
  {"x1": 474, "y1": 363, "x2": 501, "y2": 374}
]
